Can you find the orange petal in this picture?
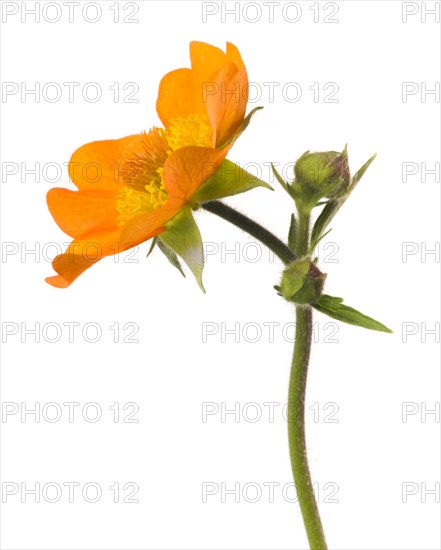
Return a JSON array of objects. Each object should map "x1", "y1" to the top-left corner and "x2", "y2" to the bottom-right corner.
[
  {"x1": 190, "y1": 41, "x2": 230, "y2": 115},
  {"x1": 190, "y1": 41, "x2": 228, "y2": 83},
  {"x1": 162, "y1": 146, "x2": 229, "y2": 203},
  {"x1": 69, "y1": 135, "x2": 138, "y2": 190},
  {"x1": 46, "y1": 230, "x2": 123, "y2": 288},
  {"x1": 205, "y1": 63, "x2": 248, "y2": 148},
  {"x1": 226, "y1": 42, "x2": 245, "y2": 70},
  {"x1": 156, "y1": 68, "x2": 194, "y2": 127},
  {"x1": 119, "y1": 202, "x2": 177, "y2": 249},
  {"x1": 46, "y1": 220, "x2": 164, "y2": 288},
  {"x1": 47, "y1": 188, "x2": 119, "y2": 239}
]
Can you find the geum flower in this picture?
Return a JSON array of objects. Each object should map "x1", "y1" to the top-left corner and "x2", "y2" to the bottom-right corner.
[{"x1": 46, "y1": 41, "x2": 269, "y2": 289}]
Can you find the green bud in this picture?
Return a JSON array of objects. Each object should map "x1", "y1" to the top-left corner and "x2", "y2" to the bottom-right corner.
[
  {"x1": 280, "y1": 260, "x2": 326, "y2": 305},
  {"x1": 292, "y1": 146, "x2": 350, "y2": 205}
]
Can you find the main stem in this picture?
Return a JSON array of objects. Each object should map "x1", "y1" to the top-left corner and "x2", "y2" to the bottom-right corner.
[
  {"x1": 288, "y1": 208, "x2": 327, "y2": 549},
  {"x1": 202, "y1": 199, "x2": 327, "y2": 548}
]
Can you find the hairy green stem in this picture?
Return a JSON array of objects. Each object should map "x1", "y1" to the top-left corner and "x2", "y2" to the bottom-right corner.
[
  {"x1": 203, "y1": 199, "x2": 327, "y2": 548},
  {"x1": 288, "y1": 208, "x2": 327, "y2": 549},
  {"x1": 201, "y1": 200, "x2": 296, "y2": 265}
]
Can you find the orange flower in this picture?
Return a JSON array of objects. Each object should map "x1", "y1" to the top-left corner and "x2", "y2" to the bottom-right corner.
[
  {"x1": 157, "y1": 41, "x2": 248, "y2": 149},
  {"x1": 46, "y1": 42, "x2": 264, "y2": 289},
  {"x1": 46, "y1": 133, "x2": 228, "y2": 288}
]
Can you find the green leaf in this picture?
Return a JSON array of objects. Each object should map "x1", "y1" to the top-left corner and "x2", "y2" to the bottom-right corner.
[
  {"x1": 160, "y1": 208, "x2": 205, "y2": 291},
  {"x1": 288, "y1": 214, "x2": 297, "y2": 253},
  {"x1": 313, "y1": 294, "x2": 392, "y2": 333},
  {"x1": 157, "y1": 237, "x2": 185, "y2": 278},
  {"x1": 193, "y1": 159, "x2": 273, "y2": 204}
]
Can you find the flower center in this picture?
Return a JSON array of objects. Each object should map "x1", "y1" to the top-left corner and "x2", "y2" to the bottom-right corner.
[
  {"x1": 116, "y1": 129, "x2": 169, "y2": 226},
  {"x1": 167, "y1": 113, "x2": 212, "y2": 151},
  {"x1": 116, "y1": 115, "x2": 213, "y2": 226}
]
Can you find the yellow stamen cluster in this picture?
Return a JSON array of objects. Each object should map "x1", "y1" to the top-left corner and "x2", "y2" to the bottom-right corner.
[
  {"x1": 116, "y1": 187, "x2": 164, "y2": 227},
  {"x1": 116, "y1": 114, "x2": 213, "y2": 226},
  {"x1": 117, "y1": 129, "x2": 169, "y2": 226},
  {"x1": 167, "y1": 113, "x2": 212, "y2": 151}
]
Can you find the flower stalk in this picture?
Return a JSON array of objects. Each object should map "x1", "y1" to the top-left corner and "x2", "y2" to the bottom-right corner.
[{"x1": 201, "y1": 200, "x2": 295, "y2": 265}]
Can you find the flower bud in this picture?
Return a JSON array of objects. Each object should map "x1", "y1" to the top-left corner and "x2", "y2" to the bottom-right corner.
[
  {"x1": 292, "y1": 147, "x2": 350, "y2": 205},
  {"x1": 280, "y1": 260, "x2": 326, "y2": 305}
]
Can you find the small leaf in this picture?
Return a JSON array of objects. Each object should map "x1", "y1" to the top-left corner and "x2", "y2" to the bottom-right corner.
[
  {"x1": 157, "y1": 238, "x2": 185, "y2": 278},
  {"x1": 193, "y1": 159, "x2": 273, "y2": 204},
  {"x1": 160, "y1": 208, "x2": 205, "y2": 291},
  {"x1": 288, "y1": 214, "x2": 297, "y2": 253},
  {"x1": 313, "y1": 294, "x2": 392, "y2": 333}
]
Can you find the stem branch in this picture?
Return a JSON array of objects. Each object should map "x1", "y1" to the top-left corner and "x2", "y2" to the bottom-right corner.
[{"x1": 201, "y1": 200, "x2": 295, "y2": 265}]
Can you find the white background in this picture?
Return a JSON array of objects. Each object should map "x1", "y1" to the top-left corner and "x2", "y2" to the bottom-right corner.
[{"x1": 1, "y1": 1, "x2": 440, "y2": 549}]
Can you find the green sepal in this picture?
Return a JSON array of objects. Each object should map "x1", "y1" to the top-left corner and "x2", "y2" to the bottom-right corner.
[
  {"x1": 157, "y1": 237, "x2": 185, "y2": 278},
  {"x1": 236, "y1": 107, "x2": 263, "y2": 136},
  {"x1": 352, "y1": 153, "x2": 377, "y2": 187},
  {"x1": 146, "y1": 237, "x2": 157, "y2": 258},
  {"x1": 312, "y1": 294, "x2": 392, "y2": 333},
  {"x1": 309, "y1": 228, "x2": 332, "y2": 255},
  {"x1": 235, "y1": 106, "x2": 263, "y2": 139},
  {"x1": 160, "y1": 208, "x2": 205, "y2": 291},
  {"x1": 221, "y1": 106, "x2": 263, "y2": 148},
  {"x1": 271, "y1": 163, "x2": 296, "y2": 199},
  {"x1": 287, "y1": 214, "x2": 297, "y2": 254},
  {"x1": 310, "y1": 152, "x2": 377, "y2": 248},
  {"x1": 281, "y1": 259, "x2": 310, "y2": 299},
  {"x1": 310, "y1": 200, "x2": 338, "y2": 249},
  {"x1": 273, "y1": 284, "x2": 283, "y2": 297},
  {"x1": 193, "y1": 159, "x2": 273, "y2": 204},
  {"x1": 280, "y1": 260, "x2": 326, "y2": 305}
]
